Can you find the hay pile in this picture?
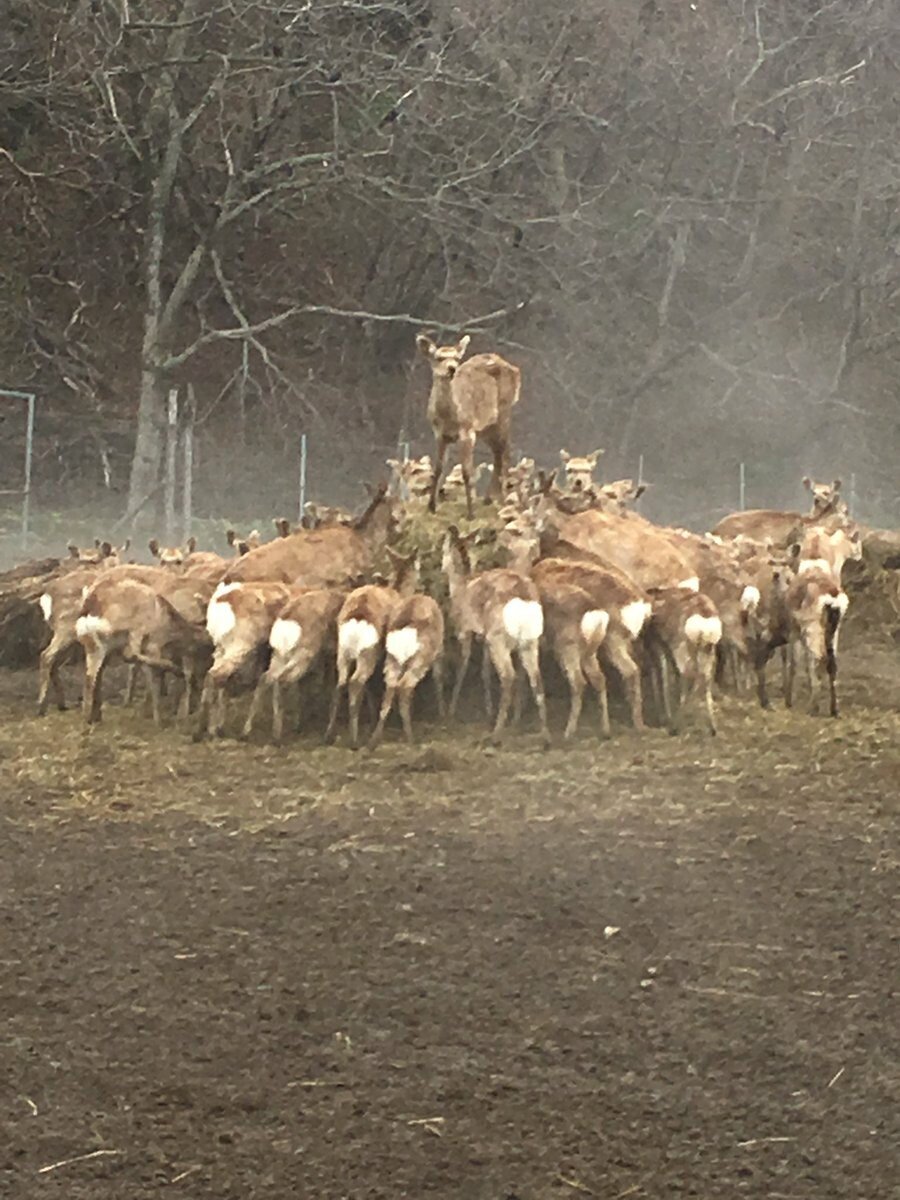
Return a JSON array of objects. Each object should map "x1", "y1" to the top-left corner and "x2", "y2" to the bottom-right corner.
[
  {"x1": 0, "y1": 555, "x2": 73, "y2": 668},
  {"x1": 844, "y1": 528, "x2": 900, "y2": 639}
]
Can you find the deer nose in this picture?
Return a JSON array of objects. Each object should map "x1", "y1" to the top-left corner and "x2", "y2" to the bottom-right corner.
[{"x1": 446, "y1": 363, "x2": 457, "y2": 379}]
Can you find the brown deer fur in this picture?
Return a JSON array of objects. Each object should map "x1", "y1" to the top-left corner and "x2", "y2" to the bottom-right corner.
[
  {"x1": 222, "y1": 484, "x2": 396, "y2": 586},
  {"x1": 645, "y1": 587, "x2": 723, "y2": 735},
  {"x1": 712, "y1": 477, "x2": 847, "y2": 543},
  {"x1": 416, "y1": 333, "x2": 521, "y2": 518}
]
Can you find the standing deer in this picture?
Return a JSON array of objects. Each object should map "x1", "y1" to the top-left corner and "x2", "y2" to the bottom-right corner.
[{"x1": 415, "y1": 332, "x2": 521, "y2": 518}]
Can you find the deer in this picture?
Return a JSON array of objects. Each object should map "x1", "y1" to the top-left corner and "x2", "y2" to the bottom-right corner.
[
  {"x1": 498, "y1": 514, "x2": 611, "y2": 739},
  {"x1": 196, "y1": 581, "x2": 292, "y2": 738},
  {"x1": 240, "y1": 587, "x2": 347, "y2": 742},
  {"x1": 594, "y1": 479, "x2": 647, "y2": 516},
  {"x1": 442, "y1": 524, "x2": 550, "y2": 746},
  {"x1": 534, "y1": 480, "x2": 700, "y2": 592},
  {"x1": 386, "y1": 455, "x2": 434, "y2": 503},
  {"x1": 751, "y1": 559, "x2": 850, "y2": 718},
  {"x1": 790, "y1": 524, "x2": 862, "y2": 583},
  {"x1": 559, "y1": 449, "x2": 604, "y2": 495},
  {"x1": 65, "y1": 538, "x2": 129, "y2": 565},
  {"x1": 75, "y1": 575, "x2": 212, "y2": 726},
  {"x1": 324, "y1": 548, "x2": 420, "y2": 749},
  {"x1": 415, "y1": 332, "x2": 521, "y2": 518},
  {"x1": 368, "y1": 590, "x2": 446, "y2": 749},
  {"x1": 500, "y1": 510, "x2": 650, "y2": 732},
  {"x1": 644, "y1": 587, "x2": 723, "y2": 736},
  {"x1": 225, "y1": 528, "x2": 261, "y2": 556},
  {"x1": 222, "y1": 483, "x2": 397, "y2": 587},
  {"x1": 712, "y1": 477, "x2": 848, "y2": 544}
]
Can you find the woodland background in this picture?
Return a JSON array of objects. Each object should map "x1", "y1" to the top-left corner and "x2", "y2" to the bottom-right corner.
[{"x1": 1, "y1": 0, "x2": 899, "y2": 534}]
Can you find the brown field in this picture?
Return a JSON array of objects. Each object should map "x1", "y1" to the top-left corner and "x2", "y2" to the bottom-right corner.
[{"x1": 0, "y1": 626, "x2": 898, "y2": 1199}]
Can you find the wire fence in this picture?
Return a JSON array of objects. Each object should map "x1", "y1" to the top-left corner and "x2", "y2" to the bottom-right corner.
[{"x1": 2, "y1": 384, "x2": 898, "y2": 567}]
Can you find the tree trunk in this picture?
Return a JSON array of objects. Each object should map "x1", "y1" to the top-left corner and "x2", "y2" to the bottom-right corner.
[{"x1": 128, "y1": 365, "x2": 165, "y2": 516}]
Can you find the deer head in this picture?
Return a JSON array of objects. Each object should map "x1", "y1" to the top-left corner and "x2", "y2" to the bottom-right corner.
[{"x1": 416, "y1": 332, "x2": 471, "y2": 381}]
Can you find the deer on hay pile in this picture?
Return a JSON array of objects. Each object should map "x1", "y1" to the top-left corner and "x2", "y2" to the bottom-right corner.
[
  {"x1": 559, "y1": 449, "x2": 604, "y2": 495},
  {"x1": 66, "y1": 538, "x2": 130, "y2": 565},
  {"x1": 324, "y1": 548, "x2": 421, "y2": 749},
  {"x1": 416, "y1": 332, "x2": 521, "y2": 518},
  {"x1": 222, "y1": 483, "x2": 397, "y2": 587},
  {"x1": 242, "y1": 587, "x2": 347, "y2": 743},
  {"x1": 442, "y1": 524, "x2": 550, "y2": 746}
]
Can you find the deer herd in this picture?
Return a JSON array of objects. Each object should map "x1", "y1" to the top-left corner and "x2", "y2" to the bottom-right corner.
[{"x1": 29, "y1": 333, "x2": 866, "y2": 749}]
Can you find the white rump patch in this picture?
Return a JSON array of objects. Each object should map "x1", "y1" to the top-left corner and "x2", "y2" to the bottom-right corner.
[
  {"x1": 819, "y1": 591, "x2": 849, "y2": 616},
  {"x1": 39, "y1": 593, "x2": 52, "y2": 622},
  {"x1": 502, "y1": 597, "x2": 544, "y2": 646},
  {"x1": 206, "y1": 596, "x2": 237, "y2": 643},
  {"x1": 620, "y1": 599, "x2": 652, "y2": 639},
  {"x1": 684, "y1": 613, "x2": 723, "y2": 645},
  {"x1": 75, "y1": 614, "x2": 111, "y2": 640},
  {"x1": 339, "y1": 617, "x2": 380, "y2": 657},
  {"x1": 740, "y1": 584, "x2": 761, "y2": 612},
  {"x1": 798, "y1": 558, "x2": 830, "y2": 576},
  {"x1": 386, "y1": 626, "x2": 420, "y2": 666},
  {"x1": 677, "y1": 576, "x2": 700, "y2": 592},
  {"x1": 580, "y1": 609, "x2": 610, "y2": 643},
  {"x1": 270, "y1": 618, "x2": 302, "y2": 658}
]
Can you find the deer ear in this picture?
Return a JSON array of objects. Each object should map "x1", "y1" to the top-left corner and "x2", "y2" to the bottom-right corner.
[
  {"x1": 633, "y1": 484, "x2": 648, "y2": 500},
  {"x1": 149, "y1": 539, "x2": 160, "y2": 557},
  {"x1": 186, "y1": 536, "x2": 197, "y2": 554},
  {"x1": 226, "y1": 529, "x2": 236, "y2": 546},
  {"x1": 560, "y1": 449, "x2": 570, "y2": 463},
  {"x1": 802, "y1": 476, "x2": 813, "y2": 491},
  {"x1": 67, "y1": 542, "x2": 79, "y2": 558},
  {"x1": 790, "y1": 542, "x2": 801, "y2": 559},
  {"x1": 99, "y1": 541, "x2": 114, "y2": 558},
  {"x1": 456, "y1": 333, "x2": 471, "y2": 357},
  {"x1": 587, "y1": 449, "x2": 605, "y2": 466},
  {"x1": 120, "y1": 538, "x2": 131, "y2": 555},
  {"x1": 416, "y1": 333, "x2": 436, "y2": 358},
  {"x1": 832, "y1": 478, "x2": 842, "y2": 492}
]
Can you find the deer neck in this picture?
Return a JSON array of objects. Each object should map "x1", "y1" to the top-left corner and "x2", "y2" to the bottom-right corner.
[
  {"x1": 428, "y1": 374, "x2": 459, "y2": 427},
  {"x1": 359, "y1": 496, "x2": 392, "y2": 549}
]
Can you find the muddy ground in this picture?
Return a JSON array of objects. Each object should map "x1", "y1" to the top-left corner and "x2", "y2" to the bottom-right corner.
[{"x1": 0, "y1": 632, "x2": 898, "y2": 1199}]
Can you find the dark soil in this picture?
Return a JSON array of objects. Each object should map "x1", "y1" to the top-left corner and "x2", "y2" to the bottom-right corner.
[{"x1": 0, "y1": 633, "x2": 898, "y2": 1199}]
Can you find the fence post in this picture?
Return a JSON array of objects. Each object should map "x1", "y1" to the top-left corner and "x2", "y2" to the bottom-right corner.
[
  {"x1": 739, "y1": 461, "x2": 746, "y2": 511},
  {"x1": 849, "y1": 471, "x2": 857, "y2": 517},
  {"x1": 297, "y1": 433, "x2": 308, "y2": 523},
  {"x1": 182, "y1": 384, "x2": 194, "y2": 542},
  {"x1": 22, "y1": 392, "x2": 35, "y2": 544},
  {"x1": 163, "y1": 388, "x2": 179, "y2": 542}
]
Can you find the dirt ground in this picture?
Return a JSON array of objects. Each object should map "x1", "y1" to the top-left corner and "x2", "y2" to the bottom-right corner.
[{"x1": 0, "y1": 632, "x2": 898, "y2": 1199}]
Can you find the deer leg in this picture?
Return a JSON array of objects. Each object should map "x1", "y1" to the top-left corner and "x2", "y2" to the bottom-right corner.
[
  {"x1": 582, "y1": 651, "x2": 611, "y2": 738},
  {"x1": 520, "y1": 641, "x2": 550, "y2": 747},
  {"x1": 488, "y1": 438, "x2": 506, "y2": 504},
  {"x1": 38, "y1": 635, "x2": 69, "y2": 715},
  {"x1": 398, "y1": 684, "x2": 416, "y2": 744},
  {"x1": 700, "y1": 647, "x2": 718, "y2": 736},
  {"x1": 558, "y1": 641, "x2": 585, "y2": 742},
  {"x1": 784, "y1": 641, "x2": 797, "y2": 708},
  {"x1": 347, "y1": 647, "x2": 379, "y2": 750},
  {"x1": 271, "y1": 680, "x2": 287, "y2": 743},
  {"x1": 428, "y1": 438, "x2": 451, "y2": 514},
  {"x1": 486, "y1": 638, "x2": 515, "y2": 744},
  {"x1": 449, "y1": 634, "x2": 473, "y2": 718},
  {"x1": 459, "y1": 432, "x2": 476, "y2": 520},
  {"x1": 481, "y1": 640, "x2": 493, "y2": 718},
  {"x1": 368, "y1": 659, "x2": 399, "y2": 750},
  {"x1": 144, "y1": 665, "x2": 164, "y2": 727},
  {"x1": 432, "y1": 655, "x2": 446, "y2": 719},
  {"x1": 324, "y1": 653, "x2": 351, "y2": 744},
  {"x1": 601, "y1": 633, "x2": 645, "y2": 732},
  {"x1": 82, "y1": 642, "x2": 107, "y2": 725},
  {"x1": 241, "y1": 676, "x2": 270, "y2": 739}
]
